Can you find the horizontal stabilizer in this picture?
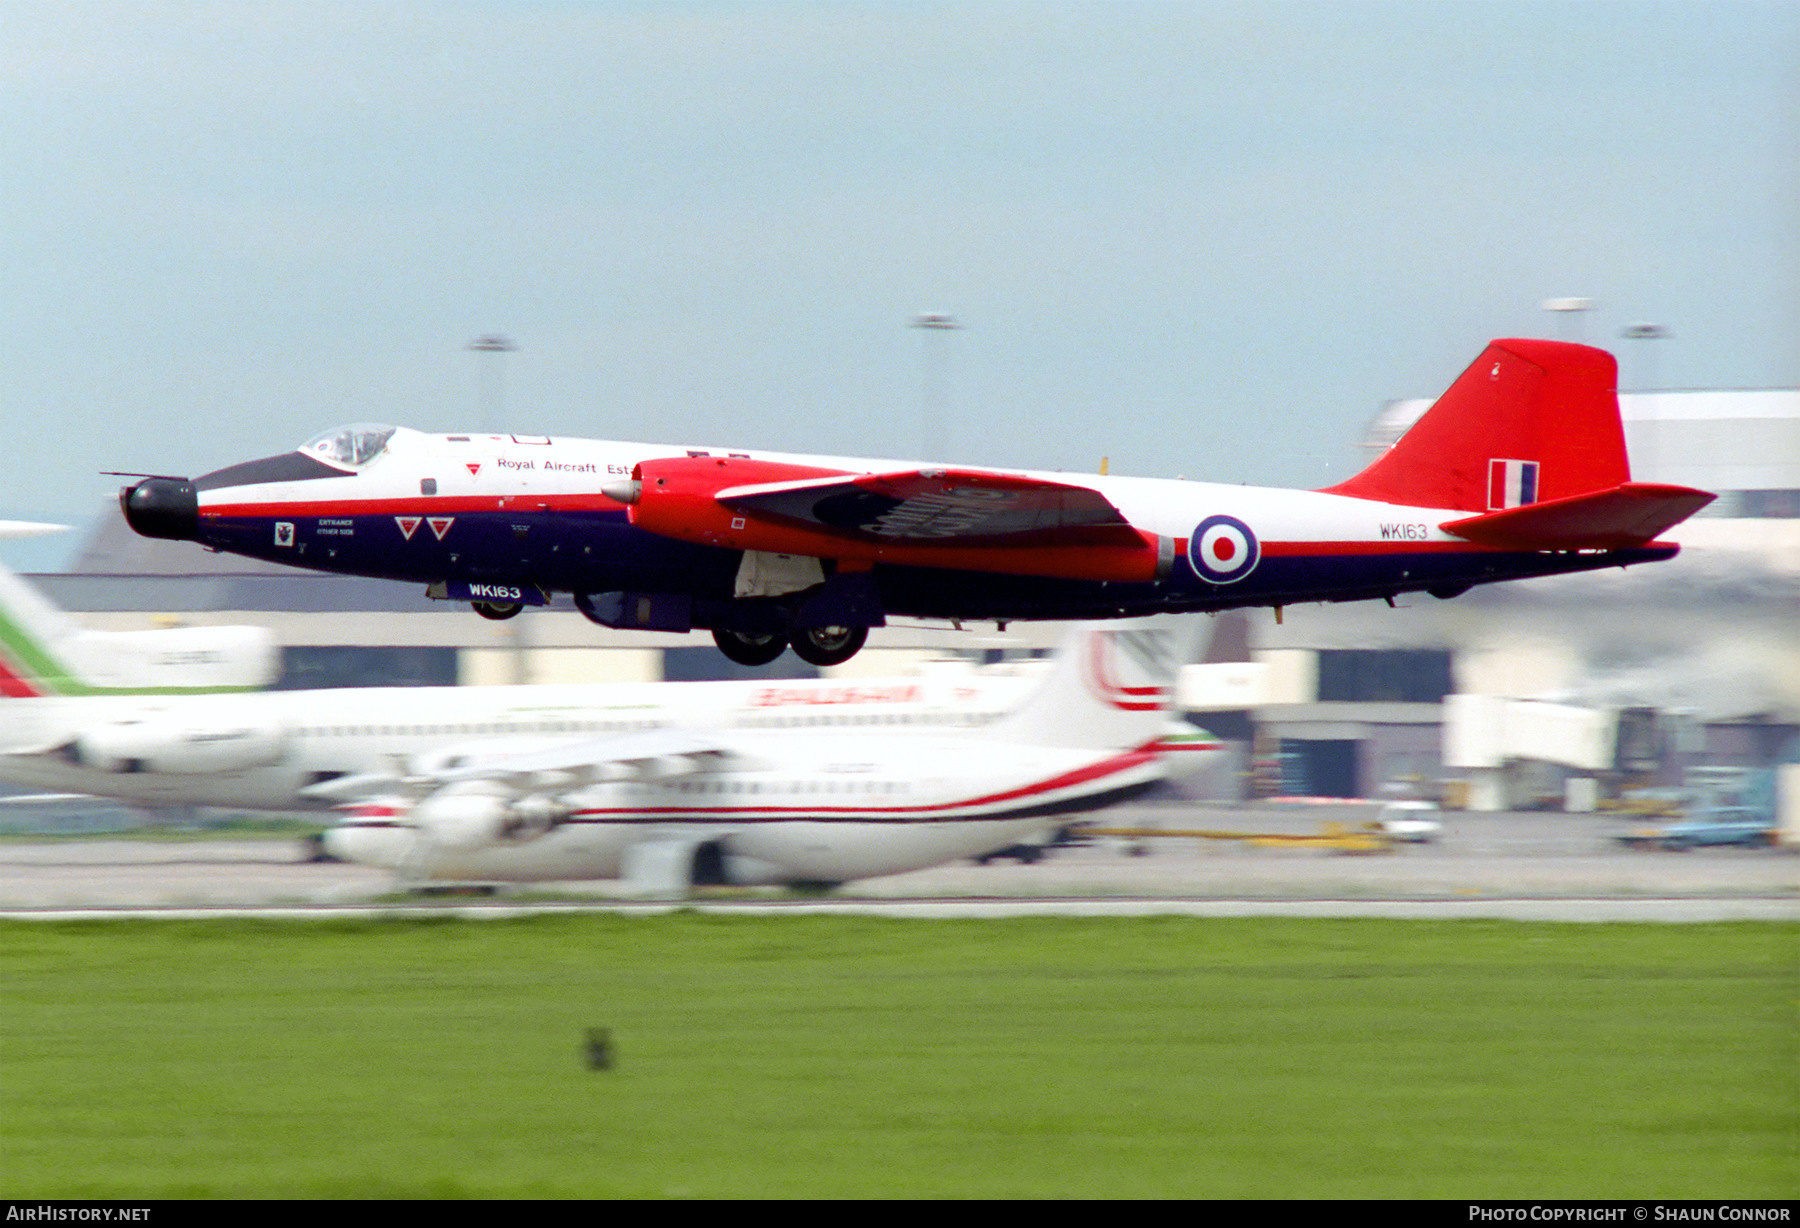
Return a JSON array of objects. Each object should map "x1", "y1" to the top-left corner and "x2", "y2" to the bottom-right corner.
[{"x1": 1440, "y1": 482, "x2": 1715, "y2": 549}]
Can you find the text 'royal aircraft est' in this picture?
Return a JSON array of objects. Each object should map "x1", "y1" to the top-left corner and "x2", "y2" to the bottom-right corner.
[{"x1": 120, "y1": 339, "x2": 1713, "y2": 666}]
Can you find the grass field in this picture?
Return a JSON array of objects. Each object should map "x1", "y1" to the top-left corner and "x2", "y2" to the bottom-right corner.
[{"x1": 1, "y1": 915, "x2": 1793, "y2": 1198}]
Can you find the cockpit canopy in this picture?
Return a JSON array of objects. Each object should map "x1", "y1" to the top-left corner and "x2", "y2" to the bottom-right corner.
[{"x1": 301, "y1": 423, "x2": 397, "y2": 469}]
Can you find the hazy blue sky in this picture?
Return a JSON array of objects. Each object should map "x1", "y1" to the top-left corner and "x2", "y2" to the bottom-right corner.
[{"x1": 3, "y1": 1, "x2": 1795, "y2": 568}]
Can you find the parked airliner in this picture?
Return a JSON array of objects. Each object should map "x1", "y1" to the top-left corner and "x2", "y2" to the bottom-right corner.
[
  {"x1": 0, "y1": 553, "x2": 1217, "y2": 843},
  {"x1": 322, "y1": 617, "x2": 1195, "y2": 891}
]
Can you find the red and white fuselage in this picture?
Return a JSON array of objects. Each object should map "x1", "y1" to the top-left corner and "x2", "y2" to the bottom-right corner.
[{"x1": 119, "y1": 340, "x2": 1711, "y2": 668}]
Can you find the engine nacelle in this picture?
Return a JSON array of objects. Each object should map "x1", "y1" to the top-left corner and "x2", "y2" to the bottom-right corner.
[
  {"x1": 410, "y1": 780, "x2": 569, "y2": 849},
  {"x1": 68, "y1": 715, "x2": 289, "y2": 774},
  {"x1": 622, "y1": 455, "x2": 1169, "y2": 582}
]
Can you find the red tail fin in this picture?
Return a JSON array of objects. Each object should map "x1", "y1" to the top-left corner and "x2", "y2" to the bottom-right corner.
[{"x1": 1322, "y1": 339, "x2": 1631, "y2": 513}]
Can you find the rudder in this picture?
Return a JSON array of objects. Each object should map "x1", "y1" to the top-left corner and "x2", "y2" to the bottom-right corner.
[
  {"x1": 0, "y1": 535, "x2": 89, "y2": 696},
  {"x1": 0, "y1": 530, "x2": 277, "y2": 695},
  {"x1": 984, "y1": 617, "x2": 1199, "y2": 751},
  {"x1": 1322, "y1": 339, "x2": 1630, "y2": 513}
]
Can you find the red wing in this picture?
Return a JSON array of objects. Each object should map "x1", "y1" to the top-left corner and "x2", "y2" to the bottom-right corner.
[
  {"x1": 624, "y1": 455, "x2": 1164, "y2": 581},
  {"x1": 717, "y1": 467, "x2": 1140, "y2": 548}
]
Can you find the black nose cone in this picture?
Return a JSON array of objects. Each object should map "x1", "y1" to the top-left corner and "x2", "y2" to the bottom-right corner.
[{"x1": 120, "y1": 478, "x2": 199, "y2": 542}]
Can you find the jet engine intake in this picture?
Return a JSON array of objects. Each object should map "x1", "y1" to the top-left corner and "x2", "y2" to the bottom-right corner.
[{"x1": 410, "y1": 779, "x2": 572, "y2": 849}]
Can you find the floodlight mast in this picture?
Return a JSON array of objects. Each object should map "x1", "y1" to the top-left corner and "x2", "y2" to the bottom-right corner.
[
  {"x1": 467, "y1": 334, "x2": 517, "y2": 433},
  {"x1": 910, "y1": 312, "x2": 961, "y2": 460}
]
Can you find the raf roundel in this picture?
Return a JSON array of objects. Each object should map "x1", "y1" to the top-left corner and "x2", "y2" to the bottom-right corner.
[{"x1": 1188, "y1": 514, "x2": 1260, "y2": 584}]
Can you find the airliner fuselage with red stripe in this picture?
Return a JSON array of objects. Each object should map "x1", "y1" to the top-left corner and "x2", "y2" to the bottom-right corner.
[
  {"x1": 324, "y1": 733, "x2": 1166, "y2": 886},
  {"x1": 121, "y1": 340, "x2": 1713, "y2": 666},
  {"x1": 319, "y1": 618, "x2": 1193, "y2": 887}
]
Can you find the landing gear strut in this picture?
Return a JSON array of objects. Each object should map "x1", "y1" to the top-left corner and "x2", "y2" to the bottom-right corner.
[
  {"x1": 712, "y1": 627, "x2": 789, "y2": 666},
  {"x1": 790, "y1": 625, "x2": 868, "y2": 667}
]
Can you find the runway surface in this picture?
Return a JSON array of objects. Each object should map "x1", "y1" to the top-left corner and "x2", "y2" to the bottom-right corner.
[{"x1": 1, "y1": 802, "x2": 1794, "y2": 920}]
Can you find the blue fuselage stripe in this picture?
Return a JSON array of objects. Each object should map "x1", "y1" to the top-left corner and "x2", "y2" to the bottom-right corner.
[{"x1": 192, "y1": 507, "x2": 1674, "y2": 623}]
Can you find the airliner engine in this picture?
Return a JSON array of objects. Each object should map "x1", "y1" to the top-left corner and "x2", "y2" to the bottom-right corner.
[
  {"x1": 63, "y1": 716, "x2": 289, "y2": 774},
  {"x1": 408, "y1": 779, "x2": 572, "y2": 848}
]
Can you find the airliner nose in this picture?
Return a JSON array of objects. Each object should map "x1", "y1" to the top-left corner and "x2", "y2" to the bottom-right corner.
[{"x1": 120, "y1": 478, "x2": 199, "y2": 542}]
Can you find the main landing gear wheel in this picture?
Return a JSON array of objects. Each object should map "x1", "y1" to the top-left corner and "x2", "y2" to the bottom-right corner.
[
  {"x1": 712, "y1": 627, "x2": 789, "y2": 666},
  {"x1": 790, "y1": 625, "x2": 868, "y2": 667},
  {"x1": 472, "y1": 600, "x2": 524, "y2": 621}
]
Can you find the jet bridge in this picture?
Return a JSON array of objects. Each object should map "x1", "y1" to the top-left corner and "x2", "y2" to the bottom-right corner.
[{"x1": 1443, "y1": 694, "x2": 1662, "y2": 812}]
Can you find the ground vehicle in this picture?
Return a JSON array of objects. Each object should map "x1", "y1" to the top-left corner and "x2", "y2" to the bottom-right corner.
[
  {"x1": 1373, "y1": 800, "x2": 1442, "y2": 843},
  {"x1": 1616, "y1": 810, "x2": 1775, "y2": 851},
  {"x1": 1616, "y1": 767, "x2": 1780, "y2": 851}
]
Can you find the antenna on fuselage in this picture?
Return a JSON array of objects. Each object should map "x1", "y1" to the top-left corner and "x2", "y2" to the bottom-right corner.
[{"x1": 910, "y1": 313, "x2": 960, "y2": 460}]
